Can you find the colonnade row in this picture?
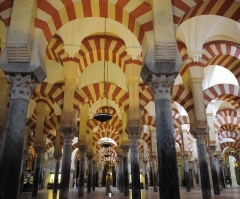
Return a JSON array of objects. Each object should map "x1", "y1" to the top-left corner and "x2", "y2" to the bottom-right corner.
[{"x1": 0, "y1": 65, "x2": 228, "y2": 199}]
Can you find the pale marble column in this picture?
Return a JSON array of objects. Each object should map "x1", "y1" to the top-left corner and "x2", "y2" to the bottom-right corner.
[
  {"x1": 215, "y1": 156, "x2": 223, "y2": 191},
  {"x1": 229, "y1": 156, "x2": 238, "y2": 187},
  {"x1": 0, "y1": 73, "x2": 37, "y2": 199},
  {"x1": 194, "y1": 160, "x2": 200, "y2": 190},
  {"x1": 78, "y1": 146, "x2": 86, "y2": 197},
  {"x1": 121, "y1": 146, "x2": 130, "y2": 196}
]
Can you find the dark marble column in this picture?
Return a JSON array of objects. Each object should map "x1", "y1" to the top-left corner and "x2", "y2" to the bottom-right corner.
[
  {"x1": 121, "y1": 146, "x2": 130, "y2": 196},
  {"x1": 53, "y1": 156, "x2": 61, "y2": 193},
  {"x1": 118, "y1": 155, "x2": 123, "y2": 193},
  {"x1": 59, "y1": 133, "x2": 76, "y2": 199},
  {"x1": 0, "y1": 73, "x2": 37, "y2": 199},
  {"x1": 194, "y1": 160, "x2": 200, "y2": 190},
  {"x1": 128, "y1": 129, "x2": 141, "y2": 199},
  {"x1": 32, "y1": 150, "x2": 43, "y2": 197},
  {"x1": 19, "y1": 154, "x2": 28, "y2": 193},
  {"x1": 86, "y1": 154, "x2": 93, "y2": 193},
  {"x1": 148, "y1": 75, "x2": 180, "y2": 199},
  {"x1": 195, "y1": 133, "x2": 211, "y2": 199},
  {"x1": 151, "y1": 157, "x2": 158, "y2": 192},
  {"x1": 218, "y1": 158, "x2": 225, "y2": 189},
  {"x1": 92, "y1": 160, "x2": 96, "y2": 191},
  {"x1": 208, "y1": 147, "x2": 220, "y2": 195},
  {"x1": 143, "y1": 161, "x2": 149, "y2": 190},
  {"x1": 78, "y1": 146, "x2": 86, "y2": 197},
  {"x1": 183, "y1": 155, "x2": 191, "y2": 192},
  {"x1": 215, "y1": 156, "x2": 223, "y2": 191}
]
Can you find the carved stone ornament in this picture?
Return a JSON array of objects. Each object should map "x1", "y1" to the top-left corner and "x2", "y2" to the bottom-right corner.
[
  {"x1": 121, "y1": 146, "x2": 129, "y2": 156},
  {"x1": 148, "y1": 74, "x2": 174, "y2": 100},
  {"x1": 6, "y1": 73, "x2": 37, "y2": 100},
  {"x1": 78, "y1": 145, "x2": 87, "y2": 155},
  {"x1": 62, "y1": 132, "x2": 75, "y2": 144}
]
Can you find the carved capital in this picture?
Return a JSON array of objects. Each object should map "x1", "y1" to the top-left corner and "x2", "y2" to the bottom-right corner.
[
  {"x1": 121, "y1": 145, "x2": 129, "y2": 156},
  {"x1": 86, "y1": 153, "x2": 94, "y2": 160},
  {"x1": 62, "y1": 132, "x2": 75, "y2": 145},
  {"x1": 150, "y1": 155, "x2": 157, "y2": 162},
  {"x1": 128, "y1": 130, "x2": 140, "y2": 145},
  {"x1": 54, "y1": 154, "x2": 62, "y2": 161},
  {"x1": 148, "y1": 74, "x2": 174, "y2": 100},
  {"x1": 6, "y1": 73, "x2": 37, "y2": 100},
  {"x1": 182, "y1": 154, "x2": 189, "y2": 161},
  {"x1": 207, "y1": 145, "x2": 216, "y2": 155},
  {"x1": 34, "y1": 146, "x2": 45, "y2": 155},
  {"x1": 78, "y1": 145, "x2": 87, "y2": 155}
]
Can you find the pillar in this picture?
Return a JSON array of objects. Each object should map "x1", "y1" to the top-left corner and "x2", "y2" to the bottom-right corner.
[
  {"x1": 215, "y1": 156, "x2": 223, "y2": 191},
  {"x1": 78, "y1": 146, "x2": 87, "y2": 197},
  {"x1": 128, "y1": 126, "x2": 141, "y2": 199},
  {"x1": 148, "y1": 75, "x2": 180, "y2": 199},
  {"x1": 118, "y1": 155, "x2": 123, "y2": 192},
  {"x1": 86, "y1": 153, "x2": 93, "y2": 193},
  {"x1": 208, "y1": 147, "x2": 220, "y2": 195},
  {"x1": 183, "y1": 155, "x2": 191, "y2": 192},
  {"x1": 143, "y1": 161, "x2": 149, "y2": 190},
  {"x1": 229, "y1": 156, "x2": 238, "y2": 188},
  {"x1": 193, "y1": 160, "x2": 200, "y2": 190},
  {"x1": 19, "y1": 154, "x2": 28, "y2": 193},
  {"x1": 53, "y1": 157, "x2": 61, "y2": 193},
  {"x1": 218, "y1": 158, "x2": 225, "y2": 189},
  {"x1": 121, "y1": 145, "x2": 130, "y2": 196},
  {"x1": 0, "y1": 73, "x2": 38, "y2": 199},
  {"x1": 151, "y1": 156, "x2": 158, "y2": 192},
  {"x1": 92, "y1": 160, "x2": 96, "y2": 191},
  {"x1": 195, "y1": 133, "x2": 211, "y2": 199},
  {"x1": 59, "y1": 132, "x2": 76, "y2": 199}
]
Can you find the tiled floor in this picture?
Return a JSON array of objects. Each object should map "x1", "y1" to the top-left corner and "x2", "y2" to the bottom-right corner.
[{"x1": 18, "y1": 187, "x2": 240, "y2": 199}]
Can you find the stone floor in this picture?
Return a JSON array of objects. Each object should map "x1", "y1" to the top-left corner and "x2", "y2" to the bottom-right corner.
[{"x1": 18, "y1": 187, "x2": 240, "y2": 199}]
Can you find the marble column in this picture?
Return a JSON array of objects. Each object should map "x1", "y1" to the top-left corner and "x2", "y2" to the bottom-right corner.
[
  {"x1": 151, "y1": 157, "x2": 158, "y2": 192},
  {"x1": 218, "y1": 158, "x2": 225, "y2": 189},
  {"x1": 148, "y1": 75, "x2": 180, "y2": 199},
  {"x1": 78, "y1": 146, "x2": 86, "y2": 197},
  {"x1": 92, "y1": 160, "x2": 96, "y2": 191},
  {"x1": 229, "y1": 156, "x2": 238, "y2": 187},
  {"x1": 129, "y1": 129, "x2": 141, "y2": 199},
  {"x1": 143, "y1": 161, "x2": 149, "y2": 190},
  {"x1": 86, "y1": 154, "x2": 93, "y2": 193},
  {"x1": 215, "y1": 156, "x2": 223, "y2": 191},
  {"x1": 121, "y1": 146, "x2": 130, "y2": 196},
  {"x1": 19, "y1": 154, "x2": 28, "y2": 193},
  {"x1": 195, "y1": 133, "x2": 211, "y2": 199},
  {"x1": 208, "y1": 147, "x2": 220, "y2": 195},
  {"x1": 118, "y1": 155, "x2": 123, "y2": 192},
  {"x1": 183, "y1": 155, "x2": 191, "y2": 192},
  {"x1": 53, "y1": 156, "x2": 61, "y2": 193},
  {"x1": 32, "y1": 149, "x2": 44, "y2": 197},
  {"x1": 59, "y1": 133, "x2": 76, "y2": 199},
  {"x1": 194, "y1": 160, "x2": 200, "y2": 190},
  {"x1": 0, "y1": 73, "x2": 37, "y2": 199}
]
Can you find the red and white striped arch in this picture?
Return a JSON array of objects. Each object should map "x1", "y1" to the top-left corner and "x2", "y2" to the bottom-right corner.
[
  {"x1": 26, "y1": 118, "x2": 36, "y2": 133},
  {"x1": 173, "y1": 116, "x2": 190, "y2": 129},
  {"x1": 216, "y1": 108, "x2": 237, "y2": 118},
  {"x1": 219, "y1": 124, "x2": 240, "y2": 133},
  {"x1": 0, "y1": 0, "x2": 13, "y2": 27},
  {"x1": 218, "y1": 131, "x2": 239, "y2": 142},
  {"x1": 140, "y1": 131, "x2": 151, "y2": 149},
  {"x1": 172, "y1": 85, "x2": 194, "y2": 113},
  {"x1": 141, "y1": 109, "x2": 155, "y2": 127},
  {"x1": 139, "y1": 83, "x2": 153, "y2": 109},
  {"x1": 35, "y1": 0, "x2": 153, "y2": 44},
  {"x1": 221, "y1": 141, "x2": 240, "y2": 152},
  {"x1": 204, "y1": 84, "x2": 240, "y2": 109},
  {"x1": 74, "y1": 82, "x2": 129, "y2": 111},
  {"x1": 32, "y1": 82, "x2": 64, "y2": 109},
  {"x1": 214, "y1": 116, "x2": 240, "y2": 131},
  {"x1": 46, "y1": 35, "x2": 142, "y2": 74},
  {"x1": 172, "y1": 0, "x2": 240, "y2": 25},
  {"x1": 174, "y1": 132, "x2": 183, "y2": 145},
  {"x1": 224, "y1": 151, "x2": 239, "y2": 161}
]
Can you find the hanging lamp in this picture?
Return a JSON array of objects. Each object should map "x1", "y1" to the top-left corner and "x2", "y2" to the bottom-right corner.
[{"x1": 93, "y1": 18, "x2": 112, "y2": 122}]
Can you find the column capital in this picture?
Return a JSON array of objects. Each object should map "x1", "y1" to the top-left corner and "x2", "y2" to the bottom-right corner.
[
  {"x1": 150, "y1": 155, "x2": 157, "y2": 162},
  {"x1": 121, "y1": 145, "x2": 129, "y2": 156},
  {"x1": 182, "y1": 154, "x2": 189, "y2": 161},
  {"x1": 207, "y1": 145, "x2": 216, "y2": 155},
  {"x1": 78, "y1": 145, "x2": 87, "y2": 155},
  {"x1": 86, "y1": 153, "x2": 94, "y2": 160},
  {"x1": 6, "y1": 73, "x2": 37, "y2": 100},
  {"x1": 34, "y1": 146, "x2": 44, "y2": 155},
  {"x1": 147, "y1": 74, "x2": 174, "y2": 100},
  {"x1": 54, "y1": 154, "x2": 62, "y2": 161},
  {"x1": 61, "y1": 132, "x2": 75, "y2": 145}
]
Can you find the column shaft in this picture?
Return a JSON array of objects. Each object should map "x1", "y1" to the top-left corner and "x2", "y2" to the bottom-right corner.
[
  {"x1": 32, "y1": 153, "x2": 43, "y2": 197},
  {"x1": 152, "y1": 159, "x2": 158, "y2": 192},
  {"x1": 155, "y1": 99, "x2": 180, "y2": 199},
  {"x1": 60, "y1": 139, "x2": 73, "y2": 199},
  {"x1": 144, "y1": 162, "x2": 149, "y2": 190},
  {"x1": 194, "y1": 161, "x2": 200, "y2": 190},
  {"x1": 197, "y1": 137, "x2": 211, "y2": 199},
  {"x1": 123, "y1": 156, "x2": 129, "y2": 196},
  {"x1": 209, "y1": 152, "x2": 220, "y2": 195},
  {"x1": 0, "y1": 98, "x2": 29, "y2": 199},
  {"x1": 92, "y1": 163, "x2": 96, "y2": 191},
  {"x1": 78, "y1": 153, "x2": 86, "y2": 197},
  {"x1": 184, "y1": 159, "x2": 191, "y2": 192},
  {"x1": 119, "y1": 158, "x2": 123, "y2": 193},
  {"x1": 130, "y1": 142, "x2": 141, "y2": 199},
  {"x1": 53, "y1": 160, "x2": 61, "y2": 193},
  {"x1": 87, "y1": 159, "x2": 93, "y2": 193},
  {"x1": 218, "y1": 160, "x2": 225, "y2": 189},
  {"x1": 19, "y1": 156, "x2": 27, "y2": 193}
]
